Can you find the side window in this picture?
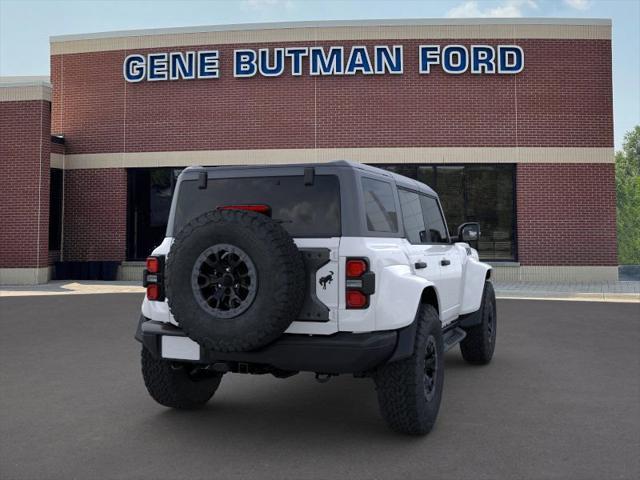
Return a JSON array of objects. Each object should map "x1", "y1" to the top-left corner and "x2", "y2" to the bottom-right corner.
[
  {"x1": 399, "y1": 188, "x2": 427, "y2": 244},
  {"x1": 420, "y1": 195, "x2": 449, "y2": 243},
  {"x1": 361, "y1": 177, "x2": 398, "y2": 233}
]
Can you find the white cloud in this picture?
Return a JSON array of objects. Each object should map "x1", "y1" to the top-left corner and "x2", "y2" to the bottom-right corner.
[
  {"x1": 446, "y1": 0, "x2": 538, "y2": 18},
  {"x1": 563, "y1": 0, "x2": 591, "y2": 10},
  {"x1": 242, "y1": 0, "x2": 293, "y2": 10}
]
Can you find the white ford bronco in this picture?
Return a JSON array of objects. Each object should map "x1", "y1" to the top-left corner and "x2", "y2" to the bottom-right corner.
[{"x1": 135, "y1": 161, "x2": 496, "y2": 435}]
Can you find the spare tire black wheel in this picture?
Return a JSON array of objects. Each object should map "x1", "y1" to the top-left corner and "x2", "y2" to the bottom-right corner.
[{"x1": 165, "y1": 209, "x2": 305, "y2": 352}]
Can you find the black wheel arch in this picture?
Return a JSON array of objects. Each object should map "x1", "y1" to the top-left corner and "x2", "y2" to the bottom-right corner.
[{"x1": 387, "y1": 286, "x2": 440, "y2": 364}]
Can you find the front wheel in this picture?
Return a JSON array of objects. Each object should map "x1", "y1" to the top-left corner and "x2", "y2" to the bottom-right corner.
[
  {"x1": 460, "y1": 280, "x2": 497, "y2": 365},
  {"x1": 373, "y1": 303, "x2": 444, "y2": 435},
  {"x1": 141, "y1": 347, "x2": 223, "y2": 409}
]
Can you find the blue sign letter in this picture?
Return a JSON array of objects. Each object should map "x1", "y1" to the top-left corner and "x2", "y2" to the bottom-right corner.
[
  {"x1": 124, "y1": 54, "x2": 145, "y2": 82},
  {"x1": 147, "y1": 53, "x2": 168, "y2": 81},
  {"x1": 470, "y1": 45, "x2": 496, "y2": 74},
  {"x1": 234, "y1": 49, "x2": 257, "y2": 77},
  {"x1": 419, "y1": 45, "x2": 440, "y2": 74},
  {"x1": 498, "y1": 46, "x2": 524, "y2": 74},
  {"x1": 374, "y1": 45, "x2": 403, "y2": 74},
  {"x1": 170, "y1": 52, "x2": 196, "y2": 80},
  {"x1": 259, "y1": 48, "x2": 285, "y2": 77},
  {"x1": 285, "y1": 47, "x2": 308, "y2": 76},
  {"x1": 309, "y1": 47, "x2": 344, "y2": 75},
  {"x1": 346, "y1": 46, "x2": 373, "y2": 75},
  {"x1": 442, "y1": 45, "x2": 468, "y2": 74},
  {"x1": 198, "y1": 51, "x2": 219, "y2": 79}
]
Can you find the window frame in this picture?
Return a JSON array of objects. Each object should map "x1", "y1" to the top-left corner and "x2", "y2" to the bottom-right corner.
[
  {"x1": 360, "y1": 175, "x2": 401, "y2": 236},
  {"x1": 397, "y1": 187, "x2": 428, "y2": 245},
  {"x1": 398, "y1": 186, "x2": 451, "y2": 245},
  {"x1": 419, "y1": 192, "x2": 452, "y2": 244}
]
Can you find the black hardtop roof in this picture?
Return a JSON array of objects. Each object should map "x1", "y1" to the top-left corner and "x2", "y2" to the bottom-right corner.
[{"x1": 184, "y1": 160, "x2": 438, "y2": 197}]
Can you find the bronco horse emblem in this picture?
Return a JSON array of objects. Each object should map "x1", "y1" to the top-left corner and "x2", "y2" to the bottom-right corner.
[{"x1": 318, "y1": 271, "x2": 334, "y2": 290}]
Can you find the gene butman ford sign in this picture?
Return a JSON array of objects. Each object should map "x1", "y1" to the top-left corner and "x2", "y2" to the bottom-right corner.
[{"x1": 123, "y1": 44, "x2": 524, "y2": 82}]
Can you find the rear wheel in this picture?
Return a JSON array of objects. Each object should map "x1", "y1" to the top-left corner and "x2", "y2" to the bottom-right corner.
[
  {"x1": 460, "y1": 281, "x2": 497, "y2": 365},
  {"x1": 141, "y1": 347, "x2": 223, "y2": 409},
  {"x1": 373, "y1": 303, "x2": 444, "y2": 435}
]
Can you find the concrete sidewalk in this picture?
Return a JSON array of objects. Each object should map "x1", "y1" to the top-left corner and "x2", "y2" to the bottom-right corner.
[
  {"x1": 493, "y1": 280, "x2": 640, "y2": 303},
  {"x1": 1, "y1": 279, "x2": 639, "y2": 303},
  {"x1": 0, "y1": 280, "x2": 145, "y2": 297}
]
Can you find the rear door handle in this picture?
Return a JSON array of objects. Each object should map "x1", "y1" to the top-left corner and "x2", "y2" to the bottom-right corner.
[
  {"x1": 441, "y1": 259, "x2": 451, "y2": 266},
  {"x1": 414, "y1": 262, "x2": 427, "y2": 269}
]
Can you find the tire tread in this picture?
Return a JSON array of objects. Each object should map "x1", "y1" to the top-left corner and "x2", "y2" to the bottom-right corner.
[
  {"x1": 374, "y1": 304, "x2": 444, "y2": 435},
  {"x1": 141, "y1": 347, "x2": 222, "y2": 409},
  {"x1": 165, "y1": 210, "x2": 305, "y2": 352}
]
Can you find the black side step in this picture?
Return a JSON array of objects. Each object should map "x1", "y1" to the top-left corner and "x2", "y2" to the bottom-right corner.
[{"x1": 443, "y1": 327, "x2": 467, "y2": 352}]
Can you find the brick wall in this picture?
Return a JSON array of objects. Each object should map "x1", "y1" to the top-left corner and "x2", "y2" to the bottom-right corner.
[
  {"x1": 46, "y1": 34, "x2": 615, "y2": 268},
  {"x1": 517, "y1": 163, "x2": 617, "y2": 266},
  {"x1": 0, "y1": 100, "x2": 51, "y2": 269},
  {"x1": 51, "y1": 141, "x2": 65, "y2": 154},
  {"x1": 51, "y1": 39, "x2": 612, "y2": 154},
  {"x1": 62, "y1": 168, "x2": 127, "y2": 261}
]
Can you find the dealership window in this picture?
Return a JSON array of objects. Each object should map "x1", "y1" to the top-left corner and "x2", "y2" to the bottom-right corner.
[
  {"x1": 127, "y1": 168, "x2": 182, "y2": 261},
  {"x1": 377, "y1": 164, "x2": 516, "y2": 260},
  {"x1": 126, "y1": 164, "x2": 515, "y2": 261},
  {"x1": 48, "y1": 168, "x2": 63, "y2": 251}
]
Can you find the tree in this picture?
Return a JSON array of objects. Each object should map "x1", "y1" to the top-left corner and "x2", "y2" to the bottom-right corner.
[{"x1": 615, "y1": 126, "x2": 640, "y2": 264}]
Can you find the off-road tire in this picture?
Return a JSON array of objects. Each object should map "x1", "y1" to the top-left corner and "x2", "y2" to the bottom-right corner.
[
  {"x1": 460, "y1": 281, "x2": 496, "y2": 365},
  {"x1": 373, "y1": 304, "x2": 444, "y2": 435},
  {"x1": 166, "y1": 209, "x2": 305, "y2": 352},
  {"x1": 141, "y1": 347, "x2": 222, "y2": 409}
]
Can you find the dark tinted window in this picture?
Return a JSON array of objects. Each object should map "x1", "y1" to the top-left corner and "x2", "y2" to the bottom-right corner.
[
  {"x1": 361, "y1": 177, "x2": 398, "y2": 233},
  {"x1": 48, "y1": 169, "x2": 63, "y2": 250},
  {"x1": 375, "y1": 164, "x2": 516, "y2": 260},
  {"x1": 420, "y1": 195, "x2": 449, "y2": 243},
  {"x1": 173, "y1": 175, "x2": 341, "y2": 237},
  {"x1": 398, "y1": 188, "x2": 426, "y2": 244},
  {"x1": 127, "y1": 168, "x2": 182, "y2": 260}
]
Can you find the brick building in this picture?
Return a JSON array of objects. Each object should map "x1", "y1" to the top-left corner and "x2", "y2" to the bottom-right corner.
[{"x1": 0, "y1": 18, "x2": 616, "y2": 284}]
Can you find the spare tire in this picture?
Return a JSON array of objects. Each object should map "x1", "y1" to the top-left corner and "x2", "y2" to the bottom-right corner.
[{"x1": 165, "y1": 209, "x2": 305, "y2": 352}]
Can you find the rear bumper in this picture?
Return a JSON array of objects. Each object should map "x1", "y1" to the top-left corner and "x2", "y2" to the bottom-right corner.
[{"x1": 135, "y1": 317, "x2": 397, "y2": 374}]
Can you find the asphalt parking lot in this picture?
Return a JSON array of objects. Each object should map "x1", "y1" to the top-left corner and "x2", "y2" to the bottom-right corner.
[{"x1": 0, "y1": 294, "x2": 638, "y2": 480}]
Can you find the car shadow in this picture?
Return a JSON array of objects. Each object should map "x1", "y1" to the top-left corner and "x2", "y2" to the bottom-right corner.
[{"x1": 135, "y1": 353, "x2": 469, "y2": 447}]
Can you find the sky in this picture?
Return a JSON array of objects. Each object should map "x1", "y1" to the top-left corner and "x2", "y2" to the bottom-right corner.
[{"x1": 1, "y1": 0, "x2": 638, "y2": 149}]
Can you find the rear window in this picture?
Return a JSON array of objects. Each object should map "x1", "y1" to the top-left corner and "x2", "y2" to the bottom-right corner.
[{"x1": 172, "y1": 175, "x2": 341, "y2": 237}]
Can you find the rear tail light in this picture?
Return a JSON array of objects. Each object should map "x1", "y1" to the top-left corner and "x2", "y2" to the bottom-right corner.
[
  {"x1": 346, "y1": 290, "x2": 368, "y2": 309},
  {"x1": 346, "y1": 259, "x2": 367, "y2": 278},
  {"x1": 143, "y1": 256, "x2": 165, "y2": 301},
  {"x1": 218, "y1": 204, "x2": 271, "y2": 216},
  {"x1": 146, "y1": 283, "x2": 160, "y2": 301},
  {"x1": 345, "y1": 257, "x2": 375, "y2": 309},
  {"x1": 146, "y1": 256, "x2": 160, "y2": 273}
]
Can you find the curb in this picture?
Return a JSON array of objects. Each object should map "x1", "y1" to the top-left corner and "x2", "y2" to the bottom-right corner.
[
  {"x1": 2, "y1": 289, "x2": 638, "y2": 303},
  {"x1": 496, "y1": 293, "x2": 640, "y2": 303}
]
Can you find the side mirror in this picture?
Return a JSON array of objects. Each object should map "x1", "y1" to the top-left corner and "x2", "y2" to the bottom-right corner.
[{"x1": 457, "y1": 222, "x2": 481, "y2": 242}]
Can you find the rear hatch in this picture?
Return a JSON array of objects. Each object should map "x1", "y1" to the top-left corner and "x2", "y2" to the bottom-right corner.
[{"x1": 171, "y1": 172, "x2": 341, "y2": 332}]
